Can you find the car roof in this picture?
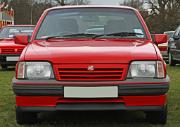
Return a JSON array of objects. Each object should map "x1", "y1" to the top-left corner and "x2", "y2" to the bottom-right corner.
[{"x1": 45, "y1": 5, "x2": 137, "y2": 12}]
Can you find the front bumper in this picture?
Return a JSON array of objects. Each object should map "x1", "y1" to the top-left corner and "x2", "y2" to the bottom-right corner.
[
  {"x1": 0, "y1": 54, "x2": 20, "y2": 65},
  {"x1": 12, "y1": 77, "x2": 170, "y2": 111},
  {"x1": 12, "y1": 77, "x2": 169, "y2": 96}
]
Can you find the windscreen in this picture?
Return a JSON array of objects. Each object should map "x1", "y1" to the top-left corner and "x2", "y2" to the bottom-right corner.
[
  {"x1": 36, "y1": 8, "x2": 147, "y2": 39},
  {"x1": 0, "y1": 26, "x2": 34, "y2": 38}
]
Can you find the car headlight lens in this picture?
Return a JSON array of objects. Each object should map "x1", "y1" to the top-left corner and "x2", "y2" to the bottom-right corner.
[
  {"x1": 128, "y1": 61, "x2": 165, "y2": 78},
  {"x1": 17, "y1": 62, "x2": 54, "y2": 80}
]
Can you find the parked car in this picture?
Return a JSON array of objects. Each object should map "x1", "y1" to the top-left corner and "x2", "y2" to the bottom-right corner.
[
  {"x1": 158, "y1": 31, "x2": 174, "y2": 60},
  {"x1": 12, "y1": 6, "x2": 169, "y2": 125},
  {"x1": 168, "y1": 25, "x2": 180, "y2": 66},
  {"x1": 0, "y1": 25, "x2": 35, "y2": 70}
]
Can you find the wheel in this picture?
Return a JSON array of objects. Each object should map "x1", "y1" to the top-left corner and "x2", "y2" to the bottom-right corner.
[
  {"x1": 168, "y1": 52, "x2": 176, "y2": 66},
  {"x1": 1, "y1": 65, "x2": 7, "y2": 70},
  {"x1": 146, "y1": 106, "x2": 167, "y2": 124},
  {"x1": 16, "y1": 107, "x2": 38, "y2": 125}
]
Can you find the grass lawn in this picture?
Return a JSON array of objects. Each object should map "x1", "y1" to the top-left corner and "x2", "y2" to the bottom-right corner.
[{"x1": 0, "y1": 66, "x2": 180, "y2": 127}]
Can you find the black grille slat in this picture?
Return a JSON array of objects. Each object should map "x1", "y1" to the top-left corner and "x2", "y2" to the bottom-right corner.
[{"x1": 58, "y1": 68, "x2": 123, "y2": 71}]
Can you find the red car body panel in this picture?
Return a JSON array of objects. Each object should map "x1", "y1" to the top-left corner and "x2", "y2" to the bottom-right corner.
[
  {"x1": 158, "y1": 45, "x2": 168, "y2": 53},
  {"x1": 159, "y1": 46, "x2": 167, "y2": 52},
  {"x1": 16, "y1": 95, "x2": 166, "y2": 107},
  {"x1": 0, "y1": 38, "x2": 25, "y2": 54},
  {"x1": 23, "y1": 39, "x2": 157, "y2": 63}
]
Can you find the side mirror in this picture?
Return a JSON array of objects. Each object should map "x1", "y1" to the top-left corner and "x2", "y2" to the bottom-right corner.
[
  {"x1": 14, "y1": 35, "x2": 29, "y2": 45},
  {"x1": 152, "y1": 34, "x2": 168, "y2": 45}
]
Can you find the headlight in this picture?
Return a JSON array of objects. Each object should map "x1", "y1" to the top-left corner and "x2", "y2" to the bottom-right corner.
[
  {"x1": 17, "y1": 62, "x2": 54, "y2": 80},
  {"x1": 128, "y1": 61, "x2": 165, "y2": 78}
]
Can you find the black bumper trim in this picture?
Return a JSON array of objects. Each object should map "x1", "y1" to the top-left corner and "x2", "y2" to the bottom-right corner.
[
  {"x1": 0, "y1": 61, "x2": 17, "y2": 65},
  {"x1": 12, "y1": 77, "x2": 169, "y2": 96},
  {"x1": 118, "y1": 84, "x2": 168, "y2": 95},
  {"x1": 13, "y1": 84, "x2": 169, "y2": 96},
  {"x1": 17, "y1": 104, "x2": 166, "y2": 112},
  {"x1": 14, "y1": 85, "x2": 64, "y2": 96}
]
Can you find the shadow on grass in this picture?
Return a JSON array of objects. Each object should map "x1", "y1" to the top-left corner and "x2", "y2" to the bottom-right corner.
[
  {"x1": 36, "y1": 111, "x2": 147, "y2": 126},
  {"x1": 0, "y1": 67, "x2": 15, "y2": 72}
]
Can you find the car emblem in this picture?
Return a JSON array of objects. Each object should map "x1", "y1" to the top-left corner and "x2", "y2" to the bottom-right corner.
[
  {"x1": 15, "y1": 49, "x2": 18, "y2": 52},
  {"x1": 88, "y1": 65, "x2": 94, "y2": 71}
]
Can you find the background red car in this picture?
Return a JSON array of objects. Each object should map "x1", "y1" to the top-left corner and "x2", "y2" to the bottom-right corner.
[
  {"x1": 158, "y1": 31, "x2": 174, "y2": 60},
  {"x1": 0, "y1": 25, "x2": 35, "y2": 70}
]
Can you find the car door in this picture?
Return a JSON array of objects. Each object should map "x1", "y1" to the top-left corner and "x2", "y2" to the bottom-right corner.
[{"x1": 171, "y1": 26, "x2": 180, "y2": 60}]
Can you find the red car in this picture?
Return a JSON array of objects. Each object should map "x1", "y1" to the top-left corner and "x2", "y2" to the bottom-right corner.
[
  {"x1": 0, "y1": 25, "x2": 35, "y2": 70},
  {"x1": 12, "y1": 6, "x2": 169, "y2": 124},
  {"x1": 158, "y1": 31, "x2": 174, "y2": 60}
]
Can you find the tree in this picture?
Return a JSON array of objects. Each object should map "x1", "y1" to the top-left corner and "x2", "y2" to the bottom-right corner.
[
  {"x1": 122, "y1": 0, "x2": 180, "y2": 33},
  {"x1": 54, "y1": 0, "x2": 65, "y2": 6},
  {"x1": 9, "y1": 0, "x2": 52, "y2": 24},
  {"x1": 0, "y1": 0, "x2": 12, "y2": 3},
  {"x1": 69, "y1": 0, "x2": 90, "y2": 5},
  {"x1": 146, "y1": 0, "x2": 180, "y2": 33},
  {"x1": 122, "y1": 0, "x2": 143, "y2": 10},
  {"x1": 53, "y1": 0, "x2": 89, "y2": 5}
]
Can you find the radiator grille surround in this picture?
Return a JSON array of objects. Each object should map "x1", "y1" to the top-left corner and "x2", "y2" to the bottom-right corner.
[{"x1": 54, "y1": 64, "x2": 128, "y2": 81}]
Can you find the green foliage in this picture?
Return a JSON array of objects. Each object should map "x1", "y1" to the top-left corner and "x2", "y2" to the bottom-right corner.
[
  {"x1": 122, "y1": 0, "x2": 180, "y2": 33},
  {"x1": 145, "y1": 0, "x2": 180, "y2": 33},
  {"x1": 0, "y1": 0, "x2": 12, "y2": 3},
  {"x1": 54, "y1": 0, "x2": 89, "y2": 5}
]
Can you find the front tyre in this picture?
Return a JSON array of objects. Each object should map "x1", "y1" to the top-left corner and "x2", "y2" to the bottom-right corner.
[
  {"x1": 146, "y1": 106, "x2": 167, "y2": 124},
  {"x1": 16, "y1": 107, "x2": 38, "y2": 125},
  {"x1": 169, "y1": 52, "x2": 176, "y2": 66}
]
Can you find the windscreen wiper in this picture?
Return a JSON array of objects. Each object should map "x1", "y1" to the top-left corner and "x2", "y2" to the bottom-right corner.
[
  {"x1": 44, "y1": 32, "x2": 143, "y2": 40},
  {"x1": 92, "y1": 32, "x2": 144, "y2": 39},
  {"x1": 62, "y1": 33, "x2": 98, "y2": 37},
  {"x1": 44, "y1": 35, "x2": 68, "y2": 41},
  {"x1": 45, "y1": 33, "x2": 98, "y2": 40}
]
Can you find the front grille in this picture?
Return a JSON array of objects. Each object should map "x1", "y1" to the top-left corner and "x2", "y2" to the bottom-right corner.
[
  {"x1": 55, "y1": 64, "x2": 128, "y2": 81},
  {"x1": 1, "y1": 48, "x2": 23, "y2": 54},
  {"x1": 1, "y1": 48, "x2": 14, "y2": 54}
]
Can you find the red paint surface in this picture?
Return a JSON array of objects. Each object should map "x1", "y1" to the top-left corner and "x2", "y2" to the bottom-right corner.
[
  {"x1": 154, "y1": 34, "x2": 168, "y2": 44},
  {"x1": 16, "y1": 95, "x2": 166, "y2": 107},
  {"x1": 158, "y1": 46, "x2": 167, "y2": 51},
  {"x1": 0, "y1": 39, "x2": 25, "y2": 54}
]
